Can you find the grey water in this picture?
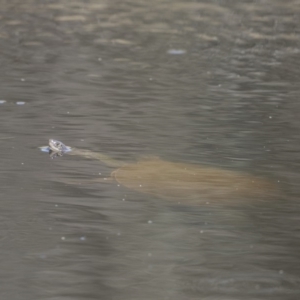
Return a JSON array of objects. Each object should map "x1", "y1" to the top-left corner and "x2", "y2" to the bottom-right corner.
[{"x1": 1, "y1": 0, "x2": 300, "y2": 299}]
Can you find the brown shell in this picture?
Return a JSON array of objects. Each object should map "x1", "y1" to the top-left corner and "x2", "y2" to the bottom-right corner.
[{"x1": 111, "y1": 157, "x2": 275, "y2": 205}]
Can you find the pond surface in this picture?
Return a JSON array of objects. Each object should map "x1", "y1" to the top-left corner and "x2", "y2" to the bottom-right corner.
[{"x1": 1, "y1": 0, "x2": 300, "y2": 299}]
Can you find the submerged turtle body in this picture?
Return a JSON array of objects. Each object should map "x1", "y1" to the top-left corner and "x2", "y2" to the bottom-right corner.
[
  {"x1": 42, "y1": 139, "x2": 275, "y2": 205},
  {"x1": 111, "y1": 157, "x2": 273, "y2": 204}
]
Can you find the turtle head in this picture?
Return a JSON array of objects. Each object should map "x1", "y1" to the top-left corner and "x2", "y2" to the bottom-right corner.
[{"x1": 49, "y1": 139, "x2": 68, "y2": 153}]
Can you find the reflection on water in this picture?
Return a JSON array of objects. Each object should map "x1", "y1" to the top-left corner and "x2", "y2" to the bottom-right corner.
[{"x1": 1, "y1": 0, "x2": 300, "y2": 299}]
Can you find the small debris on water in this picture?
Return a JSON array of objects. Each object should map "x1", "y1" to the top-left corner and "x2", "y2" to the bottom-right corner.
[
  {"x1": 167, "y1": 49, "x2": 186, "y2": 55},
  {"x1": 80, "y1": 236, "x2": 86, "y2": 241},
  {"x1": 117, "y1": 232, "x2": 121, "y2": 236},
  {"x1": 148, "y1": 220, "x2": 153, "y2": 224},
  {"x1": 269, "y1": 116, "x2": 272, "y2": 119},
  {"x1": 148, "y1": 253, "x2": 152, "y2": 257},
  {"x1": 21, "y1": 78, "x2": 25, "y2": 81},
  {"x1": 98, "y1": 57, "x2": 102, "y2": 61},
  {"x1": 122, "y1": 198, "x2": 125, "y2": 201},
  {"x1": 279, "y1": 270, "x2": 284, "y2": 274},
  {"x1": 139, "y1": 184, "x2": 142, "y2": 187},
  {"x1": 55, "y1": 204, "x2": 58, "y2": 207},
  {"x1": 16, "y1": 101, "x2": 25, "y2": 105},
  {"x1": 200, "y1": 230, "x2": 204, "y2": 234},
  {"x1": 0, "y1": 100, "x2": 6, "y2": 104},
  {"x1": 61, "y1": 236, "x2": 66, "y2": 241}
]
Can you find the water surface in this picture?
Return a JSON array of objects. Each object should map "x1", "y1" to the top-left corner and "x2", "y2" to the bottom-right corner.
[{"x1": 1, "y1": 0, "x2": 300, "y2": 299}]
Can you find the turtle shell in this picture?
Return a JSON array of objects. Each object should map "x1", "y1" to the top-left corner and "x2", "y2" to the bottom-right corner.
[{"x1": 111, "y1": 157, "x2": 274, "y2": 205}]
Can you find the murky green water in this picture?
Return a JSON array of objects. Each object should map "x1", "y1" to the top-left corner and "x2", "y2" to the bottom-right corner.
[{"x1": 1, "y1": 0, "x2": 300, "y2": 299}]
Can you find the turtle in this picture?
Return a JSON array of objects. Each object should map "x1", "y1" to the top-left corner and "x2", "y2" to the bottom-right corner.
[{"x1": 40, "y1": 139, "x2": 276, "y2": 205}]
